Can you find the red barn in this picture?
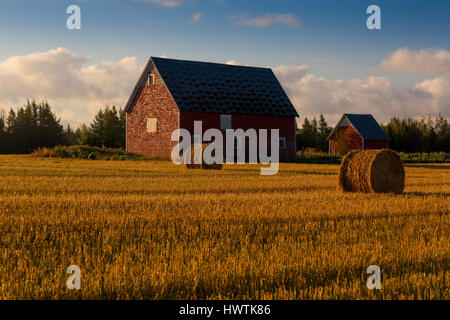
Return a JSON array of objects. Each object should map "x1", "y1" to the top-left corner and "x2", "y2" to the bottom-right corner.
[
  {"x1": 327, "y1": 114, "x2": 388, "y2": 155},
  {"x1": 124, "y1": 57, "x2": 299, "y2": 161}
]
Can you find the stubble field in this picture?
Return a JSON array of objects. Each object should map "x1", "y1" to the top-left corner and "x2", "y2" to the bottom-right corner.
[{"x1": 0, "y1": 155, "x2": 448, "y2": 299}]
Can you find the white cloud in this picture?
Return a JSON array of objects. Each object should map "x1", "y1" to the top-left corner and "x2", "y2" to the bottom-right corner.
[
  {"x1": 191, "y1": 12, "x2": 203, "y2": 22},
  {"x1": 377, "y1": 47, "x2": 450, "y2": 75},
  {"x1": 0, "y1": 48, "x2": 140, "y2": 126},
  {"x1": 271, "y1": 65, "x2": 309, "y2": 83},
  {"x1": 414, "y1": 77, "x2": 450, "y2": 115},
  {"x1": 134, "y1": 0, "x2": 188, "y2": 7},
  {"x1": 232, "y1": 13, "x2": 301, "y2": 28},
  {"x1": 225, "y1": 60, "x2": 252, "y2": 66},
  {"x1": 0, "y1": 48, "x2": 447, "y2": 128},
  {"x1": 272, "y1": 66, "x2": 450, "y2": 124}
]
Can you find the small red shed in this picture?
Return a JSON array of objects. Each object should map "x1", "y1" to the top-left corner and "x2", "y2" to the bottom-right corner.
[
  {"x1": 327, "y1": 114, "x2": 388, "y2": 155},
  {"x1": 124, "y1": 57, "x2": 299, "y2": 161}
]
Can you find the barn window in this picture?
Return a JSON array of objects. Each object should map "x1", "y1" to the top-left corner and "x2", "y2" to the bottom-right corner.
[
  {"x1": 147, "y1": 74, "x2": 155, "y2": 85},
  {"x1": 279, "y1": 137, "x2": 286, "y2": 149},
  {"x1": 220, "y1": 114, "x2": 232, "y2": 130},
  {"x1": 146, "y1": 118, "x2": 157, "y2": 133}
]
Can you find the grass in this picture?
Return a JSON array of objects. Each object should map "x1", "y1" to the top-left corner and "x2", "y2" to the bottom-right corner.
[
  {"x1": 31, "y1": 145, "x2": 167, "y2": 161},
  {"x1": 296, "y1": 151, "x2": 342, "y2": 164},
  {"x1": 296, "y1": 151, "x2": 450, "y2": 164},
  {"x1": 398, "y1": 152, "x2": 450, "y2": 163},
  {"x1": 0, "y1": 155, "x2": 448, "y2": 299},
  {"x1": 32, "y1": 146, "x2": 449, "y2": 164}
]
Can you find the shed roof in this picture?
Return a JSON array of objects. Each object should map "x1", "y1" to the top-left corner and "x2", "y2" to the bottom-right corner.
[
  {"x1": 124, "y1": 57, "x2": 298, "y2": 117},
  {"x1": 328, "y1": 114, "x2": 388, "y2": 140}
]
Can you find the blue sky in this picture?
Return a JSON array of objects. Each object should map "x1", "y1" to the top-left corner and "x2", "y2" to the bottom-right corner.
[{"x1": 0, "y1": 0, "x2": 449, "y2": 125}]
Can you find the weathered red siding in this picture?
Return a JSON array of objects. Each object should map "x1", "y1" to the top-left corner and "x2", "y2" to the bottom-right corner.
[
  {"x1": 180, "y1": 111, "x2": 297, "y2": 161},
  {"x1": 329, "y1": 126, "x2": 362, "y2": 155},
  {"x1": 126, "y1": 68, "x2": 297, "y2": 161},
  {"x1": 126, "y1": 68, "x2": 179, "y2": 158},
  {"x1": 329, "y1": 126, "x2": 388, "y2": 155}
]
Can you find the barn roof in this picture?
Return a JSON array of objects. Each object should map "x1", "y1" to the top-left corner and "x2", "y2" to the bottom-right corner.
[
  {"x1": 328, "y1": 114, "x2": 388, "y2": 140},
  {"x1": 124, "y1": 57, "x2": 299, "y2": 117}
]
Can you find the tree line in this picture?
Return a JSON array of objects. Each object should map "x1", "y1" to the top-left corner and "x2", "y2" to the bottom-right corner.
[
  {"x1": 0, "y1": 100, "x2": 125, "y2": 154},
  {"x1": 0, "y1": 100, "x2": 449, "y2": 154},
  {"x1": 296, "y1": 113, "x2": 450, "y2": 153}
]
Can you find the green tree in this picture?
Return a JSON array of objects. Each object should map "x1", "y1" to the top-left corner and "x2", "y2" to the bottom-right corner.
[
  {"x1": 296, "y1": 118, "x2": 316, "y2": 150},
  {"x1": 434, "y1": 114, "x2": 450, "y2": 152},
  {"x1": 77, "y1": 124, "x2": 96, "y2": 146},
  {"x1": 296, "y1": 114, "x2": 333, "y2": 152},
  {"x1": 317, "y1": 113, "x2": 333, "y2": 152},
  {"x1": 0, "y1": 110, "x2": 12, "y2": 153},
  {"x1": 63, "y1": 124, "x2": 79, "y2": 146},
  {"x1": 82, "y1": 105, "x2": 125, "y2": 148},
  {"x1": 381, "y1": 115, "x2": 449, "y2": 152},
  {"x1": 6, "y1": 100, "x2": 64, "y2": 153}
]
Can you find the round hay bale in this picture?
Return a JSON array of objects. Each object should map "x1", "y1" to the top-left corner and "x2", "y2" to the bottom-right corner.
[
  {"x1": 338, "y1": 149, "x2": 404, "y2": 194},
  {"x1": 185, "y1": 143, "x2": 223, "y2": 170}
]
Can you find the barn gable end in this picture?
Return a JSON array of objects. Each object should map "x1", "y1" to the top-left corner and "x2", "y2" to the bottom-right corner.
[
  {"x1": 125, "y1": 57, "x2": 299, "y2": 161},
  {"x1": 328, "y1": 114, "x2": 388, "y2": 155},
  {"x1": 126, "y1": 66, "x2": 179, "y2": 158}
]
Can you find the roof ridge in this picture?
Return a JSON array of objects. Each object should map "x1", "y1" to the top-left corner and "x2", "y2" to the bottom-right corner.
[
  {"x1": 125, "y1": 57, "x2": 299, "y2": 117},
  {"x1": 328, "y1": 113, "x2": 387, "y2": 140},
  {"x1": 150, "y1": 56, "x2": 271, "y2": 70}
]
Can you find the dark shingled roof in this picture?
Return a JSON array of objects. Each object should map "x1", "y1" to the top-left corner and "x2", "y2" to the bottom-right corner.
[
  {"x1": 124, "y1": 57, "x2": 299, "y2": 117},
  {"x1": 328, "y1": 114, "x2": 388, "y2": 140}
]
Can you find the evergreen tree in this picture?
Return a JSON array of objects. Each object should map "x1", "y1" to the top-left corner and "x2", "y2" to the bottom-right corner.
[
  {"x1": 5, "y1": 100, "x2": 64, "y2": 153},
  {"x1": 296, "y1": 115, "x2": 333, "y2": 152},
  {"x1": 317, "y1": 113, "x2": 333, "y2": 151},
  {"x1": 0, "y1": 110, "x2": 10, "y2": 153},
  {"x1": 434, "y1": 114, "x2": 450, "y2": 152},
  {"x1": 63, "y1": 124, "x2": 79, "y2": 146},
  {"x1": 81, "y1": 105, "x2": 125, "y2": 148}
]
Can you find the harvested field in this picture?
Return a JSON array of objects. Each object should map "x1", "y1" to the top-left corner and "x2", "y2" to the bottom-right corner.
[{"x1": 0, "y1": 155, "x2": 448, "y2": 299}]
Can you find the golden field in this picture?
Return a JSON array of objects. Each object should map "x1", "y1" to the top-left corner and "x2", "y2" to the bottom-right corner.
[{"x1": 0, "y1": 155, "x2": 448, "y2": 299}]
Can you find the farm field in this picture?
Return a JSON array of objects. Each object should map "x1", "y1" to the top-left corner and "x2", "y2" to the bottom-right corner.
[{"x1": 0, "y1": 155, "x2": 448, "y2": 299}]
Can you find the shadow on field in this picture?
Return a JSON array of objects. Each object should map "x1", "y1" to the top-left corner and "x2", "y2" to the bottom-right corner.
[
  {"x1": 405, "y1": 191, "x2": 450, "y2": 197},
  {"x1": 226, "y1": 168, "x2": 336, "y2": 176},
  {"x1": 10, "y1": 185, "x2": 333, "y2": 197},
  {"x1": 404, "y1": 164, "x2": 450, "y2": 170},
  {"x1": 129, "y1": 255, "x2": 448, "y2": 300}
]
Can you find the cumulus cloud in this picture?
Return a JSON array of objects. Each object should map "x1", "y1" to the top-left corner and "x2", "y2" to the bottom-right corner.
[
  {"x1": 0, "y1": 48, "x2": 448, "y2": 128},
  {"x1": 0, "y1": 47, "x2": 140, "y2": 126},
  {"x1": 225, "y1": 60, "x2": 252, "y2": 66},
  {"x1": 191, "y1": 12, "x2": 203, "y2": 22},
  {"x1": 377, "y1": 47, "x2": 450, "y2": 75},
  {"x1": 224, "y1": 62, "x2": 446, "y2": 123},
  {"x1": 272, "y1": 66, "x2": 450, "y2": 124},
  {"x1": 271, "y1": 65, "x2": 309, "y2": 83},
  {"x1": 232, "y1": 13, "x2": 301, "y2": 27}
]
